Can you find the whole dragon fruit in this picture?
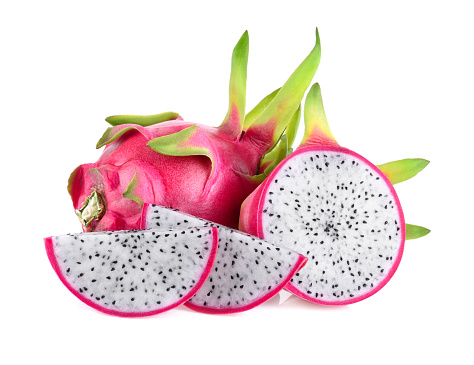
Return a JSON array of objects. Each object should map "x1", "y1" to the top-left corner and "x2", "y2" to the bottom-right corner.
[{"x1": 69, "y1": 30, "x2": 322, "y2": 232}]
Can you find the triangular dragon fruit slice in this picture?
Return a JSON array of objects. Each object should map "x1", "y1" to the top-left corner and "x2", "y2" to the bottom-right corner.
[
  {"x1": 141, "y1": 204, "x2": 307, "y2": 314},
  {"x1": 45, "y1": 227, "x2": 218, "y2": 317},
  {"x1": 240, "y1": 83, "x2": 429, "y2": 305}
]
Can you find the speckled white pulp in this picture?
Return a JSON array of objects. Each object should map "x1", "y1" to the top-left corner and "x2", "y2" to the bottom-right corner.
[
  {"x1": 261, "y1": 150, "x2": 403, "y2": 303},
  {"x1": 50, "y1": 228, "x2": 214, "y2": 313},
  {"x1": 145, "y1": 205, "x2": 303, "y2": 310}
]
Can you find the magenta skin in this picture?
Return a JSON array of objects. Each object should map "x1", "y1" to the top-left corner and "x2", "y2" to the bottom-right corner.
[
  {"x1": 240, "y1": 145, "x2": 406, "y2": 306},
  {"x1": 69, "y1": 121, "x2": 268, "y2": 232},
  {"x1": 44, "y1": 227, "x2": 219, "y2": 317},
  {"x1": 139, "y1": 204, "x2": 308, "y2": 314}
]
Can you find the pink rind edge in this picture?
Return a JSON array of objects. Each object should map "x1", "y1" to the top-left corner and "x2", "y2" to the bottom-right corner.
[
  {"x1": 184, "y1": 254, "x2": 308, "y2": 314},
  {"x1": 44, "y1": 226, "x2": 219, "y2": 317},
  {"x1": 254, "y1": 145, "x2": 406, "y2": 306}
]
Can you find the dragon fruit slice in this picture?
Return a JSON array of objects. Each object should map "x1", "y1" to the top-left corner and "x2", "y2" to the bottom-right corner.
[
  {"x1": 240, "y1": 83, "x2": 429, "y2": 305},
  {"x1": 45, "y1": 227, "x2": 218, "y2": 317},
  {"x1": 69, "y1": 29, "x2": 321, "y2": 232},
  {"x1": 141, "y1": 204, "x2": 307, "y2": 313}
]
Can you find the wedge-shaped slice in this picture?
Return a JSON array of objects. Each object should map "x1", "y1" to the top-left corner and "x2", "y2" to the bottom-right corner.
[
  {"x1": 45, "y1": 227, "x2": 218, "y2": 317},
  {"x1": 141, "y1": 204, "x2": 307, "y2": 314}
]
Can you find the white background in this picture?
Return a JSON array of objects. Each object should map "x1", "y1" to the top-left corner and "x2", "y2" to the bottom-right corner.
[{"x1": 1, "y1": 1, "x2": 472, "y2": 364}]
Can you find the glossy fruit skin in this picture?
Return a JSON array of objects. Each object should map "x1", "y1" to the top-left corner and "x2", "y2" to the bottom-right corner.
[{"x1": 69, "y1": 121, "x2": 265, "y2": 231}]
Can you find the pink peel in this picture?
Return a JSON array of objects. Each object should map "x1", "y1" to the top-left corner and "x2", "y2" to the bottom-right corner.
[{"x1": 70, "y1": 122, "x2": 264, "y2": 230}]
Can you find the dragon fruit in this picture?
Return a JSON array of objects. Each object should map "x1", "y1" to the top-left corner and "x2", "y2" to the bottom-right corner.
[
  {"x1": 142, "y1": 204, "x2": 307, "y2": 313},
  {"x1": 240, "y1": 83, "x2": 430, "y2": 305},
  {"x1": 69, "y1": 30, "x2": 322, "y2": 232},
  {"x1": 45, "y1": 227, "x2": 218, "y2": 317}
]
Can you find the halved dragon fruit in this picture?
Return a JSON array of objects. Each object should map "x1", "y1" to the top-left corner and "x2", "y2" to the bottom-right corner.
[
  {"x1": 142, "y1": 204, "x2": 307, "y2": 313},
  {"x1": 45, "y1": 227, "x2": 218, "y2": 317},
  {"x1": 240, "y1": 83, "x2": 429, "y2": 305}
]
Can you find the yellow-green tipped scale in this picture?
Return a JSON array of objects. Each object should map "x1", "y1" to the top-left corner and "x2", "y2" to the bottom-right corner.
[
  {"x1": 218, "y1": 31, "x2": 249, "y2": 139},
  {"x1": 243, "y1": 88, "x2": 280, "y2": 131},
  {"x1": 259, "y1": 106, "x2": 301, "y2": 175},
  {"x1": 243, "y1": 29, "x2": 321, "y2": 153},
  {"x1": 377, "y1": 159, "x2": 430, "y2": 185},
  {"x1": 105, "y1": 112, "x2": 181, "y2": 127}
]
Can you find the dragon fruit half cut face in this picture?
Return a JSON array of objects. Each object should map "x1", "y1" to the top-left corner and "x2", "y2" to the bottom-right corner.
[{"x1": 240, "y1": 83, "x2": 430, "y2": 305}]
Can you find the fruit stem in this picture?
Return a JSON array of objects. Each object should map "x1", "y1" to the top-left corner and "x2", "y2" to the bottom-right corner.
[{"x1": 75, "y1": 191, "x2": 105, "y2": 228}]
